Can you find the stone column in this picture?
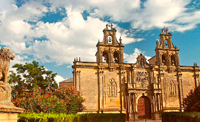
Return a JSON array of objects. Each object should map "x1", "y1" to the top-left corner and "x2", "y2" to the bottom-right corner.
[
  {"x1": 159, "y1": 72, "x2": 164, "y2": 110},
  {"x1": 76, "y1": 71, "x2": 81, "y2": 91},
  {"x1": 99, "y1": 70, "x2": 104, "y2": 111},
  {"x1": 194, "y1": 63, "x2": 199, "y2": 88},
  {"x1": 132, "y1": 67, "x2": 136, "y2": 88},
  {"x1": 131, "y1": 93, "x2": 138, "y2": 121},
  {"x1": 176, "y1": 68, "x2": 183, "y2": 112},
  {"x1": 119, "y1": 67, "x2": 123, "y2": 113}
]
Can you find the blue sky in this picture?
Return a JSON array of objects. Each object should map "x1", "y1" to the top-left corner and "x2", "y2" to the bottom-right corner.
[{"x1": 1, "y1": 0, "x2": 200, "y2": 83}]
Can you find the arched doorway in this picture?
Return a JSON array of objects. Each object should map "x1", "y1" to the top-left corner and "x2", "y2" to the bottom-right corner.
[{"x1": 137, "y1": 96, "x2": 151, "y2": 119}]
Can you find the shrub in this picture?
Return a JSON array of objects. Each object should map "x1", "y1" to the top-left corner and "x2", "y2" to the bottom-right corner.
[
  {"x1": 18, "y1": 113, "x2": 126, "y2": 122},
  {"x1": 162, "y1": 112, "x2": 200, "y2": 122},
  {"x1": 14, "y1": 89, "x2": 67, "y2": 113},
  {"x1": 13, "y1": 86, "x2": 84, "y2": 114},
  {"x1": 53, "y1": 86, "x2": 84, "y2": 114},
  {"x1": 183, "y1": 86, "x2": 200, "y2": 112}
]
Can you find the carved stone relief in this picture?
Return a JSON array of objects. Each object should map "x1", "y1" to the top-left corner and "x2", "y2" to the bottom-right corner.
[
  {"x1": 136, "y1": 54, "x2": 149, "y2": 68},
  {"x1": 135, "y1": 71, "x2": 149, "y2": 89},
  {"x1": 107, "y1": 78, "x2": 117, "y2": 97},
  {"x1": 168, "y1": 80, "x2": 177, "y2": 97}
]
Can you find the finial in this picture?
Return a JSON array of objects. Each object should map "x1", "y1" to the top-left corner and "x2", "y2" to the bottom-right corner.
[
  {"x1": 79, "y1": 57, "x2": 81, "y2": 62},
  {"x1": 98, "y1": 39, "x2": 100, "y2": 42},
  {"x1": 194, "y1": 62, "x2": 197, "y2": 66},
  {"x1": 161, "y1": 28, "x2": 165, "y2": 34},
  {"x1": 156, "y1": 39, "x2": 159, "y2": 46},
  {"x1": 111, "y1": 23, "x2": 113, "y2": 29},
  {"x1": 119, "y1": 37, "x2": 122, "y2": 43},
  {"x1": 166, "y1": 28, "x2": 169, "y2": 34},
  {"x1": 106, "y1": 24, "x2": 108, "y2": 29}
]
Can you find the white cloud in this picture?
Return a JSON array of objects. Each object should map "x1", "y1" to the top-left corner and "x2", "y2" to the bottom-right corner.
[
  {"x1": 9, "y1": 54, "x2": 26, "y2": 74},
  {"x1": 45, "y1": 0, "x2": 200, "y2": 32},
  {"x1": 1, "y1": 0, "x2": 200, "y2": 69},
  {"x1": 124, "y1": 48, "x2": 151, "y2": 63},
  {"x1": 26, "y1": 9, "x2": 140, "y2": 65},
  {"x1": 55, "y1": 75, "x2": 65, "y2": 85}
]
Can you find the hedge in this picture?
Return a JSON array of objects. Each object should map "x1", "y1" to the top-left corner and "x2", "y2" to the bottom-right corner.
[
  {"x1": 18, "y1": 113, "x2": 126, "y2": 122},
  {"x1": 162, "y1": 112, "x2": 200, "y2": 122}
]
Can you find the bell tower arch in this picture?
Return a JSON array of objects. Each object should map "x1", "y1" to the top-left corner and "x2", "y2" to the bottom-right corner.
[
  {"x1": 96, "y1": 24, "x2": 124, "y2": 65},
  {"x1": 155, "y1": 28, "x2": 180, "y2": 67}
]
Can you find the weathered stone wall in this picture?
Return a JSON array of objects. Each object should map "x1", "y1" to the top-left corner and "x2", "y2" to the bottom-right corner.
[
  {"x1": 182, "y1": 71, "x2": 196, "y2": 98},
  {"x1": 162, "y1": 72, "x2": 179, "y2": 109},
  {"x1": 100, "y1": 69, "x2": 121, "y2": 111},
  {"x1": 76, "y1": 67, "x2": 98, "y2": 111}
]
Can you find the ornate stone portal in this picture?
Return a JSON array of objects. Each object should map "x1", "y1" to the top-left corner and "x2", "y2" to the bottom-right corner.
[{"x1": 0, "y1": 47, "x2": 23, "y2": 122}]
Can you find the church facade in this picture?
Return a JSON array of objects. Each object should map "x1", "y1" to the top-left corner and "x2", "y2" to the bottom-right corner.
[{"x1": 72, "y1": 24, "x2": 200, "y2": 120}]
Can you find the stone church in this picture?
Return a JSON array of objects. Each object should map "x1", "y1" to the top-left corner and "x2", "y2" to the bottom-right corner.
[{"x1": 72, "y1": 24, "x2": 200, "y2": 120}]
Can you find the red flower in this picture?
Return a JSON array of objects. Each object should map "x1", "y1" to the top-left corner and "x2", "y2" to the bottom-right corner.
[
  {"x1": 31, "y1": 95, "x2": 33, "y2": 97},
  {"x1": 45, "y1": 106, "x2": 47, "y2": 110},
  {"x1": 40, "y1": 89, "x2": 42, "y2": 91},
  {"x1": 35, "y1": 89, "x2": 38, "y2": 91},
  {"x1": 40, "y1": 106, "x2": 43, "y2": 109}
]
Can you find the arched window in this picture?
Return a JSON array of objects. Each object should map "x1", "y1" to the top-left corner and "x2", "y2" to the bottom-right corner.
[
  {"x1": 102, "y1": 51, "x2": 109, "y2": 63},
  {"x1": 162, "y1": 54, "x2": 167, "y2": 65},
  {"x1": 108, "y1": 36, "x2": 112, "y2": 43},
  {"x1": 113, "y1": 51, "x2": 120, "y2": 63},
  {"x1": 168, "y1": 81, "x2": 176, "y2": 96},
  {"x1": 171, "y1": 55, "x2": 176, "y2": 66},
  {"x1": 165, "y1": 40, "x2": 168, "y2": 47},
  {"x1": 108, "y1": 79, "x2": 117, "y2": 97}
]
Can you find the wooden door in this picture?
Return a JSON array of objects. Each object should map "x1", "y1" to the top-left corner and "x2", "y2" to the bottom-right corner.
[{"x1": 137, "y1": 96, "x2": 151, "y2": 119}]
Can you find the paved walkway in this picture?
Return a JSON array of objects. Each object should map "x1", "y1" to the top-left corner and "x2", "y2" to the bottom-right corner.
[{"x1": 128, "y1": 119, "x2": 162, "y2": 122}]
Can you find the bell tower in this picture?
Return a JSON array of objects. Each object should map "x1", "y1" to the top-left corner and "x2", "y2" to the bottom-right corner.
[
  {"x1": 155, "y1": 28, "x2": 180, "y2": 67},
  {"x1": 96, "y1": 24, "x2": 124, "y2": 65}
]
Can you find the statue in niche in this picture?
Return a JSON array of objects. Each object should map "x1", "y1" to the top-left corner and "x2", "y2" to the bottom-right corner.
[{"x1": 0, "y1": 47, "x2": 15, "y2": 107}]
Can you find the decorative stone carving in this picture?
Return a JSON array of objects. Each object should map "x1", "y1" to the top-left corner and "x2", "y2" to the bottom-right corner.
[
  {"x1": 135, "y1": 71, "x2": 149, "y2": 89},
  {"x1": 0, "y1": 47, "x2": 23, "y2": 113},
  {"x1": 135, "y1": 54, "x2": 149, "y2": 68},
  {"x1": 168, "y1": 80, "x2": 177, "y2": 97},
  {"x1": 107, "y1": 79, "x2": 117, "y2": 97},
  {"x1": 156, "y1": 39, "x2": 160, "y2": 47}
]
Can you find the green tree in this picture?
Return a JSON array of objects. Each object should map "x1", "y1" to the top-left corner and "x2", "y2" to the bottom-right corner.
[
  {"x1": 183, "y1": 86, "x2": 200, "y2": 112},
  {"x1": 9, "y1": 61, "x2": 58, "y2": 97}
]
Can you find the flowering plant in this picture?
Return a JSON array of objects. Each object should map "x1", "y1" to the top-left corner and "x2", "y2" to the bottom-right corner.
[
  {"x1": 54, "y1": 85, "x2": 84, "y2": 114},
  {"x1": 13, "y1": 86, "x2": 84, "y2": 114}
]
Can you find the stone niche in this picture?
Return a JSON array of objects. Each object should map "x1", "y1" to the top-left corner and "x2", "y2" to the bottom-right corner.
[{"x1": 0, "y1": 47, "x2": 24, "y2": 122}]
